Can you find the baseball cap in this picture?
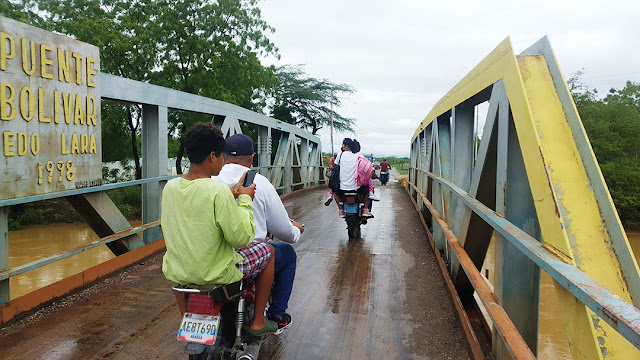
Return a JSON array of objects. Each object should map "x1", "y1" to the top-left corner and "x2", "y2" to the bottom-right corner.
[{"x1": 224, "y1": 134, "x2": 255, "y2": 156}]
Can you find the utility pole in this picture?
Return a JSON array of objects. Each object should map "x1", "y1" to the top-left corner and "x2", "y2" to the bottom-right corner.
[{"x1": 330, "y1": 90, "x2": 335, "y2": 155}]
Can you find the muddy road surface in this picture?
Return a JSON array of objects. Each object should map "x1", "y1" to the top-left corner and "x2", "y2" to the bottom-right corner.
[{"x1": 0, "y1": 181, "x2": 473, "y2": 360}]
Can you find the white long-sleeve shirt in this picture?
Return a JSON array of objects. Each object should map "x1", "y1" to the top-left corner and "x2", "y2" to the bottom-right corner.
[
  {"x1": 335, "y1": 151, "x2": 358, "y2": 190},
  {"x1": 212, "y1": 163, "x2": 301, "y2": 243}
]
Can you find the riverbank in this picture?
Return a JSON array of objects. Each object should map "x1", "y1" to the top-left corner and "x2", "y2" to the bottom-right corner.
[{"x1": 7, "y1": 186, "x2": 142, "y2": 231}]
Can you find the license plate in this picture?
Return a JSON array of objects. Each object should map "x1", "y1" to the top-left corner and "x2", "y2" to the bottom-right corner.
[
  {"x1": 344, "y1": 203, "x2": 358, "y2": 214},
  {"x1": 177, "y1": 313, "x2": 220, "y2": 345}
]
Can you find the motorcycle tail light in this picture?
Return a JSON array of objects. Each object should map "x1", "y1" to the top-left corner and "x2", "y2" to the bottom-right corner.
[
  {"x1": 346, "y1": 196, "x2": 356, "y2": 205},
  {"x1": 187, "y1": 293, "x2": 222, "y2": 315},
  {"x1": 243, "y1": 288, "x2": 255, "y2": 304}
]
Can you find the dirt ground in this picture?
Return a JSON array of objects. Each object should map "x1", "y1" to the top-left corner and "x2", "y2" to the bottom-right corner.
[{"x1": 0, "y1": 179, "x2": 475, "y2": 360}]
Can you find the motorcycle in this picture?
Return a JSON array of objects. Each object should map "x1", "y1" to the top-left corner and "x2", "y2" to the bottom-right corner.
[
  {"x1": 340, "y1": 191, "x2": 372, "y2": 239},
  {"x1": 173, "y1": 280, "x2": 268, "y2": 360},
  {"x1": 379, "y1": 171, "x2": 389, "y2": 186}
]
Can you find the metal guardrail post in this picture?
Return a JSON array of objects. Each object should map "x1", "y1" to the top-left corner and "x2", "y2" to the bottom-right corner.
[
  {"x1": 0, "y1": 207, "x2": 8, "y2": 305},
  {"x1": 309, "y1": 142, "x2": 320, "y2": 186},
  {"x1": 431, "y1": 117, "x2": 446, "y2": 252},
  {"x1": 258, "y1": 126, "x2": 271, "y2": 178},
  {"x1": 284, "y1": 134, "x2": 293, "y2": 194},
  {"x1": 494, "y1": 91, "x2": 541, "y2": 353},
  {"x1": 415, "y1": 134, "x2": 424, "y2": 211},
  {"x1": 300, "y1": 138, "x2": 310, "y2": 187},
  {"x1": 142, "y1": 105, "x2": 168, "y2": 244},
  {"x1": 409, "y1": 181, "x2": 536, "y2": 359}
]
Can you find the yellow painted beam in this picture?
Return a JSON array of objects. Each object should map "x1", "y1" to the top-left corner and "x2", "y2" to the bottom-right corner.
[
  {"x1": 502, "y1": 46, "x2": 604, "y2": 360},
  {"x1": 518, "y1": 54, "x2": 639, "y2": 359},
  {"x1": 412, "y1": 38, "x2": 514, "y2": 141},
  {"x1": 412, "y1": 37, "x2": 640, "y2": 359}
]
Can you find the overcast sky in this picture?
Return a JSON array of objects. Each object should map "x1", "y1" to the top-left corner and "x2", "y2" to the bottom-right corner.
[{"x1": 259, "y1": 0, "x2": 640, "y2": 157}]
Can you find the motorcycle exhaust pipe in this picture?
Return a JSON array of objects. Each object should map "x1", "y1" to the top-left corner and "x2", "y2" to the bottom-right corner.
[
  {"x1": 235, "y1": 281, "x2": 246, "y2": 339},
  {"x1": 236, "y1": 341, "x2": 261, "y2": 360}
]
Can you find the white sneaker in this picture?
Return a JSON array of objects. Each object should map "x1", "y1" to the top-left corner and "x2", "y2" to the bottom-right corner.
[{"x1": 369, "y1": 193, "x2": 380, "y2": 201}]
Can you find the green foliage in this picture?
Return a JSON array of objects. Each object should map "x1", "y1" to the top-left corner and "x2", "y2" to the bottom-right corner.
[
  {"x1": 567, "y1": 69, "x2": 598, "y2": 108},
  {"x1": 102, "y1": 161, "x2": 136, "y2": 184},
  {"x1": 36, "y1": 0, "x2": 161, "y2": 79},
  {"x1": 8, "y1": 216, "x2": 21, "y2": 231},
  {"x1": 571, "y1": 74, "x2": 640, "y2": 228},
  {"x1": 25, "y1": 0, "x2": 162, "y2": 178},
  {"x1": 7, "y1": 200, "x2": 84, "y2": 230},
  {"x1": 106, "y1": 186, "x2": 142, "y2": 220},
  {"x1": 101, "y1": 162, "x2": 141, "y2": 219},
  {"x1": 102, "y1": 100, "x2": 133, "y2": 162},
  {"x1": 147, "y1": 0, "x2": 281, "y2": 170},
  {"x1": 0, "y1": 0, "x2": 43, "y2": 26},
  {"x1": 150, "y1": 0, "x2": 280, "y2": 103},
  {"x1": 168, "y1": 135, "x2": 182, "y2": 158},
  {"x1": 271, "y1": 65, "x2": 356, "y2": 135},
  {"x1": 383, "y1": 157, "x2": 410, "y2": 175}
]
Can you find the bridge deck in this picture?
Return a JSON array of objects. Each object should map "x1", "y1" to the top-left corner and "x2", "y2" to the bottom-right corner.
[{"x1": 0, "y1": 180, "x2": 474, "y2": 359}]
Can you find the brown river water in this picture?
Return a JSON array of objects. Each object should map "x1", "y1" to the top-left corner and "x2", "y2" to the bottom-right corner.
[
  {"x1": 7, "y1": 222, "x2": 140, "y2": 300},
  {"x1": 6, "y1": 224, "x2": 640, "y2": 358}
]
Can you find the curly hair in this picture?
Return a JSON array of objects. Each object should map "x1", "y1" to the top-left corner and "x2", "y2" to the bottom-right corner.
[
  {"x1": 342, "y1": 138, "x2": 361, "y2": 152},
  {"x1": 351, "y1": 139, "x2": 361, "y2": 153},
  {"x1": 185, "y1": 122, "x2": 225, "y2": 164}
]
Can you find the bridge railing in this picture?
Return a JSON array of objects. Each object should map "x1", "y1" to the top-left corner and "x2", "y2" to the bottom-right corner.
[
  {"x1": 0, "y1": 73, "x2": 323, "y2": 319},
  {"x1": 409, "y1": 37, "x2": 640, "y2": 359}
]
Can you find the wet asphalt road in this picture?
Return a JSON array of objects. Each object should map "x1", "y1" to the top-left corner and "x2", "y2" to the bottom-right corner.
[{"x1": 0, "y1": 178, "x2": 473, "y2": 360}]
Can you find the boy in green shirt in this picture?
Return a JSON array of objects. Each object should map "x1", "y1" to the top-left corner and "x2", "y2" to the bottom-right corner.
[{"x1": 161, "y1": 122, "x2": 277, "y2": 335}]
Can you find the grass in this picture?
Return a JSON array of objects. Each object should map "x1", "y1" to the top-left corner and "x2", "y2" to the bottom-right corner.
[{"x1": 382, "y1": 157, "x2": 410, "y2": 175}]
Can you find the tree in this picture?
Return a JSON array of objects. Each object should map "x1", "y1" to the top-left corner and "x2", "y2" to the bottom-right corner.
[
  {"x1": 271, "y1": 65, "x2": 356, "y2": 135},
  {"x1": 570, "y1": 73, "x2": 640, "y2": 227},
  {"x1": 567, "y1": 69, "x2": 598, "y2": 108},
  {"x1": 29, "y1": 0, "x2": 163, "y2": 179},
  {"x1": 151, "y1": 0, "x2": 279, "y2": 173},
  {"x1": 605, "y1": 81, "x2": 640, "y2": 115},
  {"x1": 0, "y1": 0, "x2": 43, "y2": 26},
  {"x1": 101, "y1": 100, "x2": 133, "y2": 162}
]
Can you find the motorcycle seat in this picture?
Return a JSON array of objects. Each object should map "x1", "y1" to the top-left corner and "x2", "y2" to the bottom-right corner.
[{"x1": 172, "y1": 280, "x2": 243, "y2": 302}]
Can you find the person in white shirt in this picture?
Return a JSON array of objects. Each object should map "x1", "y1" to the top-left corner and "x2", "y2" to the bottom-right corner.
[
  {"x1": 212, "y1": 134, "x2": 304, "y2": 334},
  {"x1": 333, "y1": 138, "x2": 373, "y2": 217}
]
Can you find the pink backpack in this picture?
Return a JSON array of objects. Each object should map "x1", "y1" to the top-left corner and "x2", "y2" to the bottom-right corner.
[{"x1": 356, "y1": 154, "x2": 373, "y2": 186}]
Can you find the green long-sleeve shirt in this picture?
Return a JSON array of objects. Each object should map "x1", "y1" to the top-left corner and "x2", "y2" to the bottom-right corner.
[{"x1": 161, "y1": 177, "x2": 255, "y2": 286}]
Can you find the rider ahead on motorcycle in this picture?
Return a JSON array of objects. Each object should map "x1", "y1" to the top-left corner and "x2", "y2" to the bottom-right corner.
[
  {"x1": 213, "y1": 134, "x2": 304, "y2": 334},
  {"x1": 379, "y1": 159, "x2": 391, "y2": 185},
  {"x1": 349, "y1": 140, "x2": 379, "y2": 202},
  {"x1": 333, "y1": 138, "x2": 374, "y2": 218},
  {"x1": 161, "y1": 123, "x2": 278, "y2": 336}
]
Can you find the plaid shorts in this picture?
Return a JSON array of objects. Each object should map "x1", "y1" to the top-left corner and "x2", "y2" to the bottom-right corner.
[{"x1": 235, "y1": 242, "x2": 271, "y2": 280}]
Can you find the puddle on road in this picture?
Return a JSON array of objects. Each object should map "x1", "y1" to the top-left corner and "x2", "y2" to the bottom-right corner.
[
  {"x1": 46, "y1": 339, "x2": 78, "y2": 360},
  {"x1": 327, "y1": 240, "x2": 373, "y2": 315}
]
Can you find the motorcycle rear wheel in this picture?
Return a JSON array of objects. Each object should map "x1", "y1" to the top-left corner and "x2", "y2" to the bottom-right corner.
[
  {"x1": 346, "y1": 215, "x2": 361, "y2": 239},
  {"x1": 188, "y1": 351, "x2": 211, "y2": 360}
]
